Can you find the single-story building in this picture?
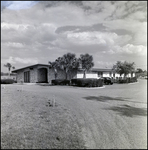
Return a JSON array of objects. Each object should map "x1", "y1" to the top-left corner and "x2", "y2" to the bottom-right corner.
[
  {"x1": 12, "y1": 64, "x2": 135, "y2": 83},
  {"x1": 1, "y1": 73, "x2": 17, "y2": 80},
  {"x1": 76, "y1": 68, "x2": 135, "y2": 79},
  {"x1": 12, "y1": 64, "x2": 77, "y2": 83}
]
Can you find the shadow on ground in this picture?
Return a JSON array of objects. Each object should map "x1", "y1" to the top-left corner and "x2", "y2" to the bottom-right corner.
[
  {"x1": 83, "y1": 96, "x2": 125, "y2": 102},
  {"x1": 83, "y1": 96, "x2": 147, "y2": 104},
  {"x1": 83, "y1": 96, "x2": 147, "y2": 117},
  {"x1": 105, "y1": 104, "x2": 147, "y2": 117}
]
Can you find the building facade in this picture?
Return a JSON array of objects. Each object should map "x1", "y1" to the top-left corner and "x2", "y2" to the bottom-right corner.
[
  {"x1": 76, "y1": 68, "x2": 135, "y2": 79},
  {"x1": 12, "y1": 64, "x2": 135, "y2": 83},
  {"x1": 12, "y1": 64, "x2": 77, "y2": 83}
]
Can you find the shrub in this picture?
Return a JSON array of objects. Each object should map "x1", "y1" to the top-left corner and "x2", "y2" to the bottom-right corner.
[
  {"x1": 1, "y1": 79, "x2": 15, "y2": 84},
  {"x1": 117, "y1": 77, "x2": 137, "y2": 84},
  {"x1": 71, "y1": 78, "x2": 103, "y2": 87},
  {"x1": 130, "y1": 77, "x2": 137, "y2": 83},
  {"x1": 51, "y1": 79, "x2": 70, "y2": 85}
]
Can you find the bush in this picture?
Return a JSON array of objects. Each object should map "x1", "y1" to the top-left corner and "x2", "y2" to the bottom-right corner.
[
  {"x1": 51, "y1": 79, "x2": 70, "y2": 85},
  {"x1": 130, "y1": 77, "x2": 137, "y2": 83},
  {"x1": 1, "y1": 79, "x2": 15, "y2": 84},
  {"x1": 71, "y1": 78, "x2": 103, "y2": 87},
  {"x1": 118, "y1": 77, "x2": 137, "y2": 84}
]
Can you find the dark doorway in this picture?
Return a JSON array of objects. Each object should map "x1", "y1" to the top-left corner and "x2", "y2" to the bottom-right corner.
[
  {"x1": 24, "y1": 71, "x2": 30, "y2": 83},
  {"x1": 38, "y1": 68, "x2": 48, "y2": 83}
]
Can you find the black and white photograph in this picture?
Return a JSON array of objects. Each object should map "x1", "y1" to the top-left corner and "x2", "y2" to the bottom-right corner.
[{"x1": 1, "y1": 1, "x2": 147, "y2": 149}]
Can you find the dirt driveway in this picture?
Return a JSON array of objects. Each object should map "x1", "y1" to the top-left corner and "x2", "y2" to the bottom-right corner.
[{"x1": 1, "y1": 79, "x2": 147, "y2": 149}]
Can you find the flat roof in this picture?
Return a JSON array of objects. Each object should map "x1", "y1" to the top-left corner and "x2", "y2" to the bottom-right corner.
[{"x1": 91, "y1": 68, "x2": 113, "y2": 72}]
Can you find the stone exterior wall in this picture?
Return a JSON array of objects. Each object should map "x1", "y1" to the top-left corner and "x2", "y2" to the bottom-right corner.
[
  {"x1": 48, "y1": 68, "x2": 77, "y2": 83},
  {"x1": 16, "y1": 70, "x2": 25, "y2": 83},
  {"x1": 30, "y1": 67, "x2": 38, "y2": 82},
  {"x1": 16, "y1": 66, "x2": 52, "y2": 83},
  {"x1": 16, "y1": 67, "x2": 38, "y2": 83},
  {"x1": 48, "y1": 68, "x2": 55, "y2": 84},
  {"x1": 56, "y1": 69, "x2": 66, "y2": 79}
]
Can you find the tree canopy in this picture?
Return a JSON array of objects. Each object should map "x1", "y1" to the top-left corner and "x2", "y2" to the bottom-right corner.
[
  {"x1": 49, "y1": 53, "x2": 80, "y2": 79},
  {"x1": 79, "y1": 53, "x2": 94, "y2": 78},
  {"x1": 113, "y1": 61, "x2": 135, "y2": 76},
  {"x1": 4, "y1": 63, "x2": 15, "y2": 76},
  {"x1": 48, "y1": 61, "x2": 59, "y2": 79},
  {"x1": 136, "y1": 68, "x2": 144, "y2": 73},
  {"x1": 48, "y1": 53, "x2": 94, "y2": 79}
]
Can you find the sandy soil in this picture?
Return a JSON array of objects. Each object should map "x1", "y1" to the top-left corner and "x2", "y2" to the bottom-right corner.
[{"x1": 1, "y1": 79, "x2": 147, "y2": 149}]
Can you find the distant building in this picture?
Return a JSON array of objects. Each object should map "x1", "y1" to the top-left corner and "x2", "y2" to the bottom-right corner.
[
  {"x1": 76, "y1": 68, "x2": 135, "y2": 79},
  {"x1": 12, "y1": 64, "x2": 135, "y2": 83},
  {"x1": 1, "y1": 73, "x2": 17, "y2": 80}
]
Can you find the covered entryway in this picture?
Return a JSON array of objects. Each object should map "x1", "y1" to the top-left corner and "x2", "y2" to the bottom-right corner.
[{"x1": 38, "y1": 68, "x2": 48, "y2": 83}]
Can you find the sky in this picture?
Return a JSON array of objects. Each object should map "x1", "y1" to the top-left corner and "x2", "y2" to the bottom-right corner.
[{"x1": 1, "y1": 1, "x2": 147, "y2": 73}]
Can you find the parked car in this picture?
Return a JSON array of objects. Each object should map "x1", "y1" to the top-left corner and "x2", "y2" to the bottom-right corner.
[{"x1": 102, "y1": 77, "x2": 113, "y2": 85}]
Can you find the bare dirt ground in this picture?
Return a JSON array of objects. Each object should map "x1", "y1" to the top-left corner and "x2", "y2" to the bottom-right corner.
[{"x1": 1, "y1": 79, "x2": 147, "y2": 149}]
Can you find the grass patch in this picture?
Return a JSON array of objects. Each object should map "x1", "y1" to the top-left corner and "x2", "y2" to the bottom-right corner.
[{"x1": 1, "y1": 89, "x2": 86, "y2": 149}]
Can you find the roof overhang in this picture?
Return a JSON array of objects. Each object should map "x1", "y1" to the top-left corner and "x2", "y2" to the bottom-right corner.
[{"x1": 12, "y1": 64, "x2": 50, "y2": 73}]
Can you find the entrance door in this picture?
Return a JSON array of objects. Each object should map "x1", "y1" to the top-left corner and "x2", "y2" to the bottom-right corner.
[
  {"x1": 24, "y1": 71, "x2": 30, "y2": 83},
  {"x1": 38, "y1": 68, "x2": 48, "y2": 83}
]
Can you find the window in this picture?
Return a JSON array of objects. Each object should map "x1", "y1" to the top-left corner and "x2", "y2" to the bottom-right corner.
[{"x1": 24, "y1": 71, "x2": 30, "y2": 83}]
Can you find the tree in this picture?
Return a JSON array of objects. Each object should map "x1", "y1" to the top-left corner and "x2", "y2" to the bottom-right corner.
[
  {"x1": 49, "y1": 53, "x2": 80, "y2": 80},
  {"x1": 58, "y1": 53, "x2": 80, "y2": 79},
  {"x1": 4, "y1": 63, "x2": 15, "y2": 77},
  {"x1": 113, "y1": 61, "x2": 135, "y2": 77},
  {"x1": 136, "y1": 68, "x2": 143, "y2": 73},
  {"x1": 48, "y1": 61, "x2": 58, "y2": 79},
  {"x1": 79, "y1": 53, "x2": 94, "y2": 78}
]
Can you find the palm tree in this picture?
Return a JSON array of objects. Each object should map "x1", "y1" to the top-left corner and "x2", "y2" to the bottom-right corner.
[
  {"x1": 49, "y1": 53, "x2": 80, "y2": 80},
  {"x1": 79, "y1": 53, "x2": 94, "y2": 78},
  {"x1": 113, "y1": 61, "x2": 135, "y2": 78},
  {"x1": 58, "y1": 53, "x2": 80, "y2": 80},
  {"x1": 4, "y1": 63, "x2": 15, "y2": 77},
  {"x1": 48, "y1": 61, "x2": 59, "y2": 79}
]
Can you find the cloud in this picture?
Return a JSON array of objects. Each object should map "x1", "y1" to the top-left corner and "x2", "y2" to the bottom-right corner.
[
  {"x1": 2, "y1": 42, "x2": 24, "y2": 48},
  {"x1": 103, "y1": 20, "x2": 147, "y2": 46},
  {"x1": 108, "y1": 44, "x2": 147, "y2": 56},
  {"x1": 4, "y1": 56, "x2": 38, "y2": 64},
  {"x1": 122, "y1": 44, "x2": 147, "y2": 55},
  {"x1": 65, "y1": 31, "x2": 132, "y2": 47},
  {"x1": 1, "y1": 1, "x2": 147, "y2": 72},
  {"x1": 1, "y1": 1, "x2": 39, "y2": 10},
  {"x1": 96, "y1": 61, "x2": 115, "y2": 69},
  {"x1": 1, "y1": 22, "x2": 57, "y2": 50},
  {"x1": 1, "y1": 22, "x2": 29, "y2": 30}
]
